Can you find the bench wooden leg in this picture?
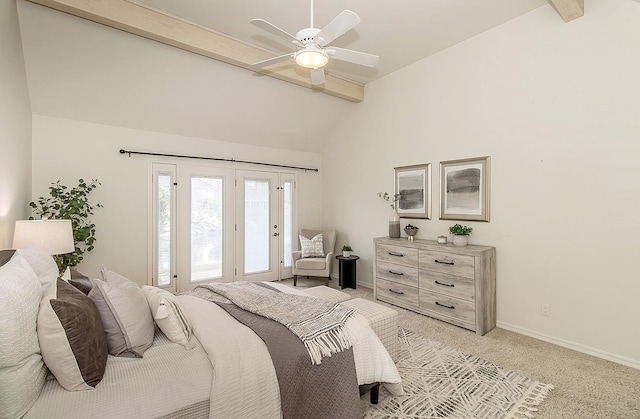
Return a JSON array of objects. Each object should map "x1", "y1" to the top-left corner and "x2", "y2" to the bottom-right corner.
[
  {"x1": 359, "y1": 382, "x2": 380, "y2": 404},
  {"x1": 370, "y1": 383, "x2": 380, "y2": 404}
]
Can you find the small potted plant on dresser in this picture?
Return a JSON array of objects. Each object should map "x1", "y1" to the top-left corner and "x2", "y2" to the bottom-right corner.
[
  {"x1": 449, "y1": 224, "x2": 473, "y2": 246},
  {"x1": 341, "y1": 245, "x2": 353, "y2": 258}
]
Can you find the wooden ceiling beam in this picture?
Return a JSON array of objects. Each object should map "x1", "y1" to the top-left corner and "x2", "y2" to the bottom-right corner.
[
  {"x1": 26, "y1": 0, "x2": 365, "y2": 102},
  {"x1": 547, "y1": 0, "x2": 584, "y2": 22}
]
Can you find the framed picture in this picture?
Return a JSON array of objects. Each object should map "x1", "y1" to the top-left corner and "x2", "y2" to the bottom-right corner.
[
  {"x1": 394, "y1": 164, "x2": 431, "y2": 219},
  {"x1": 440, "y1": 156, "x2": 490, "y2": 222}
]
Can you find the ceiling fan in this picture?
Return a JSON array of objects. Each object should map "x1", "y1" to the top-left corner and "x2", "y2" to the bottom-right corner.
[{"x1": 250, "y1": 0, "x2": 379, "y2": 85}]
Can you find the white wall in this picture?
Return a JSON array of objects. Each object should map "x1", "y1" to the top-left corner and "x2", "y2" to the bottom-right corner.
[
  {"x1": 0, "y1": 0, "x2": 32, "y2": 248},
  {"x1": 31, "y1": 115, "x2": 323, "y2": 284},
  {"x1": 323, "y1": 0, "x2": 640, "y2": 368}
]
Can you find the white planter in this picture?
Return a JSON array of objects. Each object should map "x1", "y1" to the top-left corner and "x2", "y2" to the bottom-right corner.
[
  {"x1": 453, "y1": 235, "x2": 469, "y2": 246},
  {"x1": 342, "y1": 251, "x2": 351, "y2": 258}
]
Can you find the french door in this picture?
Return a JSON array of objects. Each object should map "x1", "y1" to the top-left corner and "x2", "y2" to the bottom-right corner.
[
  {"x1": 151, "y1": 163, "x2": 295, "y2": 292},
  {"x1": 234, "y1": 170, "x2": 296, "y2": 282},
  {"x1": 235, "y1": 170, "x2": 280, "y2": 282},
  {"x1": 176, "y1": 165, "x2": 235, "y2": 291}
]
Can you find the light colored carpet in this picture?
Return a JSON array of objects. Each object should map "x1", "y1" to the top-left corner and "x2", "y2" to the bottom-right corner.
[
  {"x1": 281, "y1": 277, "x2": 640, "y2": 418},
  {"x1": 364, "y1": 328, "x2": 552, "y2": 418}
]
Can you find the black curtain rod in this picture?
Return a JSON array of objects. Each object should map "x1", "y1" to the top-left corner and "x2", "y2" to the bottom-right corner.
[{"x1": 119, "y1": 149, "x2": 318, "y2": 172}]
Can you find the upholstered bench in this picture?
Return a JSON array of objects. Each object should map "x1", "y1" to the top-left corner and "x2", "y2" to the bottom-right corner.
[
  {"x1": 301, "y1": 285, "x2": 352, "y2": 303},
  {"x1": 341, "y1": 298, "x2": 399, "y2": 361}
]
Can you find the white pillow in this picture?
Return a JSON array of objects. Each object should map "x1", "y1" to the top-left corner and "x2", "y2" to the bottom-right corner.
[
  {"x1": 300, "y1": 233, "x2": 325, "y2": 258},
  {"x1": 87, "y1": 268, "x2": 154, "y2": 357},
  {"x1": 0, "y1": 254, "x2": 47, "y2": 418},
  {"x1": 16, "y1": 246, "x2": 59, "y2": 295},
  {"x1": 142, "y1": 286, "x2": 194, "y2": 348}
]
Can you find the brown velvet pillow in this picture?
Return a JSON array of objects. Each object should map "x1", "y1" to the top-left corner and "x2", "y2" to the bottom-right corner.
[
  {"x1": 70, "y1": 267, "x2": 89, "y2": 279},
  {"x1": 38, "y1": 278, "x2": 108, "y2": 391},
  {"x1": 69, "y1": 278, "x2": 94, "y2": 295},
  {"x1": 0, "y1": 249, "x2": 15, "y2": 267}
]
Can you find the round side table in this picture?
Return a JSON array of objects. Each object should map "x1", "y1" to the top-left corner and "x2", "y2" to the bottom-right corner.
[{"x1": 335, "y1": 255, "x2": 359, "y2": 289}]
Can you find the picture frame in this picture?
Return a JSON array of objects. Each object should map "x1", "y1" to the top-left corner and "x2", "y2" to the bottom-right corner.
[
  {"x1": 394, "y1": 163, "x2": 431, "y2": 219},
  {"x1": 440, "y1": 156, "x2": 490, "y2": 222}
]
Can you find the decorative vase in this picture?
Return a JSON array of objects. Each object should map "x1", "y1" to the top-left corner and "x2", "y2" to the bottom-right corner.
[
  {"x1": 389, "y1": 209, "x2": 401, "y2": 238},
  {"x1": 342, "y1": 251, "x2": 351, "y2": 258},
  {"x1": 453, "y1": 235, "x2": 469, "y2": 246}
]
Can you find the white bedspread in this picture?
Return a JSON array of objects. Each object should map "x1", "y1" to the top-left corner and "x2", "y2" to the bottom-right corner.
[
  {"x1": 178, "y1": 284, "x2": 403, "y2": 419},
  {"x1": 177, "y1": 295, "x2": 282, "y2": 419}
]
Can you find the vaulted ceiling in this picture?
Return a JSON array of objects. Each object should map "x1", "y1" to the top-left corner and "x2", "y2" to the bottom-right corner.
[{"x1": 16, "y1": 0, "x2": 581, "y2": 152}]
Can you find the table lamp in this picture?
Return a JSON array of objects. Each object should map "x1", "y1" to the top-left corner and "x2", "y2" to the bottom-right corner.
[{"x1": 12, "y1": 219, "x2": 75, "y2": 255}]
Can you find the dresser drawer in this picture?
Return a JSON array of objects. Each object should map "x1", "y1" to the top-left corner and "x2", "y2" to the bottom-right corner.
[
  {"x1": 376, "y1": 244, "x2": 419, "y2": 267},
  {"x1": 376, "y1": 278, "x2": 419, "y2": 309},
  {"x1": 419, "y1": 271, "x2": 475, "y2": 302},
  {"x1": 419, "y1": 250, "x2": 475, "y2": 279},
  {"x1": 377, "y1": 261, "x2": 419, "y2": 287},
  {"x1": 419, "y1": 290, "x2": 476, "y2": 326}
]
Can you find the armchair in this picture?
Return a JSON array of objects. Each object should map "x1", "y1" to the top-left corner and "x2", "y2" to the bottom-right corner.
[{"x1": 292, "y1": 229, "x2": 336, "y2": 286}]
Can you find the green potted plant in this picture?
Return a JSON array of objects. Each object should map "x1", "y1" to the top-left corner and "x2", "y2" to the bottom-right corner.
[
  {"x1": 29, "y1": 179, "x2": 103, "y2": 274},
  {"x1": 449, "y1": 224, "x2": 473, "y2": 246},
  {"x1": 341, "y1": 245, "x2": 353, "y2": 258}
]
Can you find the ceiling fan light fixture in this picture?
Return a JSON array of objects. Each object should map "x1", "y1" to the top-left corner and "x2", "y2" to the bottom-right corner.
[{"x1": 295, "y1": 48, "x2": 328, "y2": 69}]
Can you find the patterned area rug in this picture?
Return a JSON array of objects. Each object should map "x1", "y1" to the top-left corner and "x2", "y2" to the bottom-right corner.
[{"x1": 364, "y1": 329, "x2": 553, "y2": 418}]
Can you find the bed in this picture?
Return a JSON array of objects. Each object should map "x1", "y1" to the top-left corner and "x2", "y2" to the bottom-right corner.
[{"x1": 0, "y1": 247, "x2": 402, "y2": 419}]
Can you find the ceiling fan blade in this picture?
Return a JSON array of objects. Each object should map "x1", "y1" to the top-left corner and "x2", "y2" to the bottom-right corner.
[
  {"x1": 315, "y1": 10, "x2": 360, "y2": 46},
  {"x1": 327, "y1": 47, "x2": 379, "y2": 67},
  {"x1": 252, "y1": 53, "x2": 294, "y2": 68},
  {"x1": 310, "y1": 68, "x2": 325, "y2": 85},
  {"x1": 250, "y1": 19, "x2": 298, "y2": 42}
]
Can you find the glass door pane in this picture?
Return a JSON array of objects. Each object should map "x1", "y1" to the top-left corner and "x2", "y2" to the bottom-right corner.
[
  {"x1": 157, "y1": 173, "x2": 173, "y2": 286},
  {"x1": 152, "y1": 163, "x2": 176, "y2": 291},
  {"x1": 244, "y1": 179, "x2": 271, "y2": 273},
  {"x1": 280, "y1": 173, "x2": 296, "y2": 280},
  {"x1": 235, "y1": 170, "x2": 279, "y2": 282},
  {"x1": 190, "y1": 176, "x2": 223, "y2": 281}
]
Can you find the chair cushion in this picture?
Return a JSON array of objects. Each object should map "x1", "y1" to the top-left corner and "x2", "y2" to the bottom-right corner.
[
  {"x1": 300, "y1": 233, "x2": 325, "y2": 258},
  {"x1": 295, "y1": 257, "x2": 327, "y2": 270}
]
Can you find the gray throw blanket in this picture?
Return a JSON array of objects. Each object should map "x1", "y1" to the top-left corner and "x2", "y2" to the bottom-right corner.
[
  {"x1": 190, "y1": 282, "x2": 356, "y2": 365},
  {"x1": 213, "y1": 301, "x2": 362, "y2": 419}
]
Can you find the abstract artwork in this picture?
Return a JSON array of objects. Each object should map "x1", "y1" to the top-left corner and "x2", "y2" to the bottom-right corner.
[
  {"x1": 440, "y1": 156, "x2": 490, "y2": 221},
  {"x1": 394, "y1": 164, "x2": 431, "y2": 219}
]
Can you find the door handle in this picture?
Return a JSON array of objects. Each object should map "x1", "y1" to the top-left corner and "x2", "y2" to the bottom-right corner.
[{"x1": 273, "y1": 232, "x2": 279, "y2": 237}]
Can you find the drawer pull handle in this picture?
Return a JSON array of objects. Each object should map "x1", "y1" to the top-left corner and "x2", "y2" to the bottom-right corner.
[
  {"x1": 435, "y1": 301, "x2": 455, "y2": 310},
  {"x1": 388, "y1": 252, "x2": 404, "y2": 257},
  {"x1": 388, "y1": 270, "x2": 404, "y2": 276},
  {"x1": 435, "y1": 280, "x2": 455, "y2": 288},
  {"x1": 435, "y1": 259, "x2": 454, "y2": 265},
  {"x1": 389, "y1": 289, "x2": 405, "y2": 295}
]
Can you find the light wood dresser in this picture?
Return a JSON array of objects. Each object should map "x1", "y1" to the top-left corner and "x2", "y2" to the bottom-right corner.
[{"x1": 373, "y1": 237, "x2": 496, "y2": 335}]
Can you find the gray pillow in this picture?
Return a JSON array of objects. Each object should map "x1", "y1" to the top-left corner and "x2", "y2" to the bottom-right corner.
[{"x1": 88, "y1": 268, "x2": 154, "y2": 357}]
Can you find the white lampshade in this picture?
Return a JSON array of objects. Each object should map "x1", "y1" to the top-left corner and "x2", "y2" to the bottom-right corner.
[{"x1": 13, "y1": 219, "x2": 75, "y2": 255}]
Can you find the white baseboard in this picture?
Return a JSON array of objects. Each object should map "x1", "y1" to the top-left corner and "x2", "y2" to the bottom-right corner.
[
  {"x1": 497, "y1": 321, "x2": 640, "y2": 371},
  {"x1": 336, "y1": 274, "x2": 639, "y2": 370}
]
